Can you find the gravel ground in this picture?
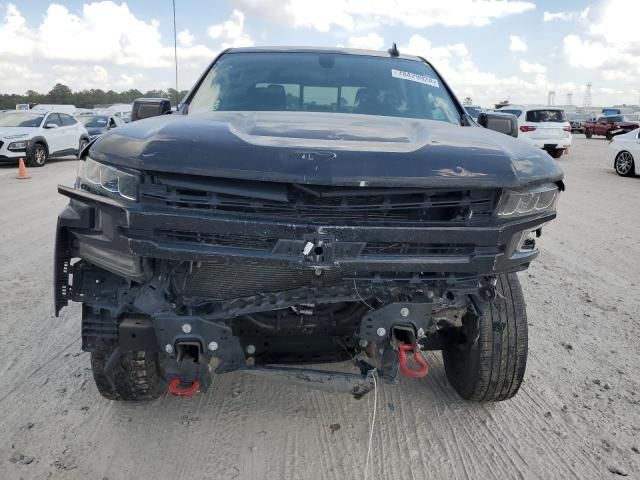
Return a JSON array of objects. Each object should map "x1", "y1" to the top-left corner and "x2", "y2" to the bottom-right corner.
[{"x1": 0, "y1": 136, "x2": 639, "y2": 480}]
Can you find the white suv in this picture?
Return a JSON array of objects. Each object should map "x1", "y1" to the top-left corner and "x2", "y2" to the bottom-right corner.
[
  {"x1": 497, "y1": 105, "x2": 572, "y2": 158},
  {"x1": 0, "y1": 110, "x2": 89, "y2": 167}
]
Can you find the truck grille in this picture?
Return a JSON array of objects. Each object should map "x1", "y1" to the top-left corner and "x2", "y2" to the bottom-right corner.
[
  {"x1": 140, "y1": 175, "x2": 497, "y2": 226},
  {"x1": 360, "y1": 242, "x2": 475, "y2": 256},
  {"x1": 182, "y1": 260, "x2": 342, "y2": 299}
]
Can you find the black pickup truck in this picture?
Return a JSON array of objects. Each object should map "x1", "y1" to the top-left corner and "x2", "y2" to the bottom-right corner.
[{"x1": 55, "y1": 46, "x2": 563, "y2": 402}]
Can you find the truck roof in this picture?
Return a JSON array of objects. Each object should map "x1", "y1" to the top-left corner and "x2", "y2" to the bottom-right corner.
[{"x1": 226, "y1": 46, "x2": 424, "y2": 62}]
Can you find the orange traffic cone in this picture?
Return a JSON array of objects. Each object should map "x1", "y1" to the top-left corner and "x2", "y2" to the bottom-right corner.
[{"x1": 16, "y1": 158, "x2": 31, "y2": 180}]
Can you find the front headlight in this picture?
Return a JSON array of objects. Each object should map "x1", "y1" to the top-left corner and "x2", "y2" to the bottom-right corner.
[
  {"x1": 78, "y1": 157, "x2": 139, "y2": 201},
  {"x1": 8, "y1": 141, "x2": 28, "y2": 150},
  {"x1": 496, "y1": 184, "x2": 559, "y2": 218}
]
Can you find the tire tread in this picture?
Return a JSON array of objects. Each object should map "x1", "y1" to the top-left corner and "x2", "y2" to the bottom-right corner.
[{"x1": 443, "y1": 273, "x2": 528, "y2": 402}]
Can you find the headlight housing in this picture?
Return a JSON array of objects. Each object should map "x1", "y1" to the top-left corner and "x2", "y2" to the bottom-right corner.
[
  {"x1": 8, "y1": 141, "x2": 28, "y2": 150},
  {"x1": 496, "y1": 184, "x2": 559, "y2": 218},
  {"x1": 77, "y1": 157, "x2": 139, "y2": 201}
]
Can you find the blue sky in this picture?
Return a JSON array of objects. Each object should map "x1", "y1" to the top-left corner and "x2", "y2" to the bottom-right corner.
[{"x1": 1, "y1": 1, "x2": 638, "y2": 107}]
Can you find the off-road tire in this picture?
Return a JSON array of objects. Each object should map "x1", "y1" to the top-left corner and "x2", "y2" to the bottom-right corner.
[
  {"x1": 584, "y1": 129, "x2": 592, "y2": 139},
  {"x1": 550, "y1": 149, "x2": 564, "y2": 159},
  {"x1": 27, "y1": 142, "x2": 47, "y2": 167},
  {"x1": 443, "y1": 273, "x2": 528, "y2": 402},
  {"x1": 91, "y1": 339, "x2": 164, "y2": 401}
]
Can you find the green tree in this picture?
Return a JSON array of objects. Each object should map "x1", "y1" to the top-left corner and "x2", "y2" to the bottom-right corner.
[{"x1": 47, "y1": 83, "x2": 74, "y2": 104}]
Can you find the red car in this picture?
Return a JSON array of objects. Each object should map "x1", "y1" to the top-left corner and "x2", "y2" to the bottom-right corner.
[{"x1": 584, "y1": 115, "x2": 639, "y2": 140}]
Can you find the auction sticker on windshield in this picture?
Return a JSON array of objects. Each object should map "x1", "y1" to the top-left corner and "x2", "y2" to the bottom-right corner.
[{"x1": 391, "y1": 69, "x2": 439, "y2": 87}]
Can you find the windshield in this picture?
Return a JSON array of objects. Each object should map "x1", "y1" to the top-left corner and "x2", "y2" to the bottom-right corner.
[
  {"x1": 188, "y1": 52, "x2": 461, "y2": 124},
  {"x1": 526, "y1": 110, "x2": 566, "y2": 122},
  {"x1": 464, "y1": 106, "x2": 481, "y2": 118},
  {"x1": 79, "y1": 116, "x2": 109, "y2": 128},
  {"x1": 607, "y1": 115, "x2": 624, "y2": 123},
  {"x1": 0, "y1": 113, "x2": 45, "y2": 127}
]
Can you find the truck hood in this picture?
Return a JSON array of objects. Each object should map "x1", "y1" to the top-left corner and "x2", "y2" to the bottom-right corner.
[{"x1": 89, "y1": 111, "x2": 563, "y2": 188}]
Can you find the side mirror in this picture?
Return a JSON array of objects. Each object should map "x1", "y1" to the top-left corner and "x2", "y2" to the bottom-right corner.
[
  {"x1": 131, "y1": 98, "x2": 171, "y2": 122},
  {"x1": 45, "y1": 123, "x2": 58, "y2": 129},
  {"x1": 478, "y1": 112, "x2": 518, "y2": 138}
]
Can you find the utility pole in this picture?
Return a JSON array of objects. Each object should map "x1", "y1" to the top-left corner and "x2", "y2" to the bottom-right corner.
[{"x1": 583, "y1": 82, "x2": 592, "y2": 108}]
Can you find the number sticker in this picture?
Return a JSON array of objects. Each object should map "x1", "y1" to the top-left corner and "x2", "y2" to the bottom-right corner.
[{"x1": 391, "y1": 69, "x2": 439, "y2": 88}]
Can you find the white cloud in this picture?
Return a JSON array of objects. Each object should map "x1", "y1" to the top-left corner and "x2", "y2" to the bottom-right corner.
[
  {"x1": 208, "y1": 10, "x2": 254, "y2": 49},
  {"x1": 519, "y1": 60, "x2": 546, "y2": 74},
  {"x1": 543, "y1": 11, "x2": 574, "y2": 22},
  {"x1": 0, "y1": 2, "x2": 219, "y2": 93},
  {"x1": 584, "y1": 0, "x2": 639, "y2": 49},
  {"x1": 509, "y1": 35, "x2": 527, "y2": 52},
  {"x1": 0, "y1": 4, "x2": 36, "y2": 56},
  {"x1": 347, "y1": 33, "x2": 384, "y2": 50},
  {"x1": 233, "y1": 0, "x2": 535, "y2": 31},
  {"x1": 401, "y1": 34, "x2": 618, "y2": 107},
  {"x1": 177, "y1": 29, "x2": 195, "y2": 47},
  {"x1": 562, "y1": 1, "x2": 640, "y2": 83},
  {"x1": 543, "y1": 8, "x2": 589, "y2": 22},
  {"x1": 37, "y1": 3, "x2": 190, "y2": 67},
  {"x1": 401, "y1": 34, "x2": 554, "y2": 106}
]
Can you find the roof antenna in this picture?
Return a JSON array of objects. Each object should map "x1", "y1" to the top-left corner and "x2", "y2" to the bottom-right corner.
[
  {"x1": 172, "y1": 0, "x2": 179, "y2": 107},
  {"x1": 388, "y1": 42, "x2": 399, "y2": 57}
]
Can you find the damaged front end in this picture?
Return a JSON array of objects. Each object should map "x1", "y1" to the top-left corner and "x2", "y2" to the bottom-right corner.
[{"x1": 55, "y1": 162, "x2": 561, "y2": 398}]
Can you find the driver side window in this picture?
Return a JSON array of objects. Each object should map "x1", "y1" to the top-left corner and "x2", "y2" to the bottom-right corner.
[{"x1": 46, "y1": 113, "x2": 62, "y2": 127}]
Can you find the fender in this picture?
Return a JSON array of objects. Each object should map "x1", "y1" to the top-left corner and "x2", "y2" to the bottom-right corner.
[{"x1": 26, "y1": 135, "x2": 49, "y2": 158}]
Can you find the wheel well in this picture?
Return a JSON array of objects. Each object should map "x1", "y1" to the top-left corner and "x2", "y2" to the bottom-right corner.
[
  {"x1": 33, "y1": 140, "x2": 48, "y2": 154},
  {"x1": 29, "y1": 137, "x2": 49, "y2": 155}
]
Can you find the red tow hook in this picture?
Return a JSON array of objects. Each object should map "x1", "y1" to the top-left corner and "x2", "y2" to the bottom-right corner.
[
  {"x1": 168, "y1": 378, "x2": 200, "y2": 397},
  {"x1": 398, "y1": 343, "x2": 429, "y2": 378}
]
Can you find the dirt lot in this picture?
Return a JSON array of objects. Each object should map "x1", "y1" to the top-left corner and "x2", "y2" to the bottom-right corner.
[{"x1": 0, "y1": 136, "x2": 639, "y2": 479}]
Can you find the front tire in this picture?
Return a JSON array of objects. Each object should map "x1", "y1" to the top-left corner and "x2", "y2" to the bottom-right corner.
[
  {"x1": 585, "y1": 129, "x2": 592, "y2": 139},
  {"x1": 443, "y1": 273, "x2": 528, "y2": 402},
  {"x1": 91, "y1": 339, "x2": 164, "y2": 401},
  {"x1": 27, "y1": 142, "x2": 47, "y2": 167},
  {"x1": 615, "y1": 151, "x2": 635, "y2": 177}
]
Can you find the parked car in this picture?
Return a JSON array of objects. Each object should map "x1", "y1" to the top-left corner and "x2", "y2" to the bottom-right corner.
[
  {"x1": 78, "y1": 114, "x2": 125, "y2": 140},
  {"x1": 55, "y1": 46, "x2": 563, "y2": 403},
  {"x1": 566, "y1": 113, "x2": 587, "y2": 133},
  {"x1": 0, "y1": 110, "x2": 89, "y2": 167},
  {"x1": 568, "y1": 120, "x2": 584, "y2": 133},
  {"x1": 463, "y1": 105, "x2": 483, "y2": 119},
  {"x1": 584, "y1": 115, "x2": 639, "y2": 140},
  {"x1": 607, "y1": 128, "x2": 639, "y2": 177},
  {"x1": 497, "y1": 105, "x2": 572, "y2": 158}
]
